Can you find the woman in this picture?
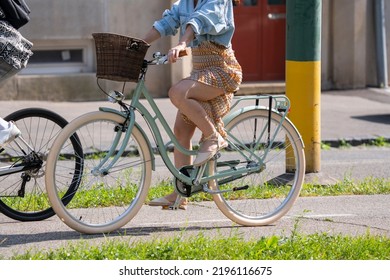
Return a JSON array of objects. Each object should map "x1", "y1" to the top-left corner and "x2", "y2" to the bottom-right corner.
[{"x1": 144, "y1": 0, "x2": 242, "y2": 209}]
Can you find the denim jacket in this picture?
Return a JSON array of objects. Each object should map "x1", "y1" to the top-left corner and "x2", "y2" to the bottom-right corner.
[{"x1": 153, "y1": 0, "x2": 235, "y2": 48}]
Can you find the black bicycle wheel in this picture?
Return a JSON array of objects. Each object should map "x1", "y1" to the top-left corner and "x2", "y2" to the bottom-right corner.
[{"x1": 0, "y1": 108, "x2": 83, "y2": 221}]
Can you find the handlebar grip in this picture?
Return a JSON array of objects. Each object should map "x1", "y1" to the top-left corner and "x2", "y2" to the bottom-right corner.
[{"x1": 179, "y1": 48, "x2": 190, "y2": 57}]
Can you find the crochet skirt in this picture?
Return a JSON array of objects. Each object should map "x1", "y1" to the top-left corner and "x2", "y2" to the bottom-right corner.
[{"x1": 182, "y1": 41, "x2": 242, "y2": 140}]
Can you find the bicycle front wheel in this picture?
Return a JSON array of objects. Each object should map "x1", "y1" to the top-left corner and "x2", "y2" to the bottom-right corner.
[
  {"x1": 45, "y1": 111, "x2": 152, "y2": 234},
  {"x1": 0, "y1": 108, "x2": 81, "y2": 221},
  {"x1": 212, "y1": 109, "x2": 305, "y2": 226}
]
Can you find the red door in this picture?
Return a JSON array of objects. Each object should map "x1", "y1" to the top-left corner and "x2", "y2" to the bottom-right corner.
[{"x1": 232, "y1": 0, "x2": 286, "y2": 81}]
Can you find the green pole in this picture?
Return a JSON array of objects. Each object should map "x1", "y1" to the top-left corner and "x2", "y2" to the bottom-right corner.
[{"x1": 286, "y1": 0, "x2": 322, "y2": 173}]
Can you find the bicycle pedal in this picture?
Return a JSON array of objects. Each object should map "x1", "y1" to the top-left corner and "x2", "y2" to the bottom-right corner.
[
  {"x1": 162, "y1": 205, "x2": 177, "y2": 210},
  {"x1": 162, "y1": 205, "x2": 186, "y2": 211}
]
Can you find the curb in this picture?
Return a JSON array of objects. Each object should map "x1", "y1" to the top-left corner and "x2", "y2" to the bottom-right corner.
[{"x1": 321, "y1": 137, "x2": 390, "y2": 148}]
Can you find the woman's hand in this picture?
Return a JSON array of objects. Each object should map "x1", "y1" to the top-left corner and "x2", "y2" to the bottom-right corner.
[
  {"x1": 168, "y1": 42, "x2": 187, "y2": 63},
  {"x1": 168, "y1": 24, "x2": 194, "y2": 63}
]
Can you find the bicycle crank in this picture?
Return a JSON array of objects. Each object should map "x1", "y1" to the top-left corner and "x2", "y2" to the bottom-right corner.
[{"x1": 175, "y1": 165, "x2": 206, "y2": 197}]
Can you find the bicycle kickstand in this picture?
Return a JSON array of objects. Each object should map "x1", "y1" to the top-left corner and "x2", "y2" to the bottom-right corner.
[{"x1": 168, "y1": 195, "x2": 185, "y2": 210}]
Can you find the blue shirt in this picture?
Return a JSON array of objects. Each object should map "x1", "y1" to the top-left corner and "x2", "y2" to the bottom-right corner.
[{"x1": 153, "y1": 0, "x2": 235, "y2": 48}]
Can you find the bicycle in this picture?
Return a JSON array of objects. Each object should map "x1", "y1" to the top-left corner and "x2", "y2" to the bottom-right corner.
[
  {"x1": 45, "y1": 33, "x2": 305, "y2": 234},
  {"x1": 0, "y1": 108, "x2": 83, "y2": 221}
]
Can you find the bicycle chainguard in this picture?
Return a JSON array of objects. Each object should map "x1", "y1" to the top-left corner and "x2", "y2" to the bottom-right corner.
[{"x1": 175, "y1": 165, "x2": 205, "y2": 197}]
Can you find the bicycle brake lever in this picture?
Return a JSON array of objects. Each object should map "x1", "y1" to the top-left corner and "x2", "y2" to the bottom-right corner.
[
  {"x1": 157, "y1": 56, "x2": 168, "y2": 65},
  {"x1": 151, "y1": 49, "x2": 188, "y2": 65}
]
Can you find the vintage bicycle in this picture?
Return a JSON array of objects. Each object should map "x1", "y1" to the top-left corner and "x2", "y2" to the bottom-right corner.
[{"x1": 45, "y1": 33, "x2": 305, "y2": 234}]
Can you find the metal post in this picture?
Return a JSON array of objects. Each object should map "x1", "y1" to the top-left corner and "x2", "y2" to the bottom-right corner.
[
  {"x1": 286, "y1": 0, "x2": 322, "y2": 173},
  {"x1": 375, "y1": 0, "x2": 388, "y2": 88}
]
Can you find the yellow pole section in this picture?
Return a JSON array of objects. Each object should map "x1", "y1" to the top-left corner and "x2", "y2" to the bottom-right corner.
[{"x1": 286, "y1": 61, "x2": 321, "y2": 172}]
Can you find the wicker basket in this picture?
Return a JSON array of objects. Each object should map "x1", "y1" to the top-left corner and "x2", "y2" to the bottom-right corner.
[{"x1": 92, "y1": 33, "x2": 150, "y2": 82}]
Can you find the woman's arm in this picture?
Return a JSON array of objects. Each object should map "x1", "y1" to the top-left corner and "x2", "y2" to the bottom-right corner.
[
  {"x1": 143, "y1": 0, "x2": 182, "y2": 43},
  {"x1": 142, "y1": 27, "x2": 161, "y2": 44},
  {"x1": 188, "y1": 0, "x2": 229, "y2": 36}
]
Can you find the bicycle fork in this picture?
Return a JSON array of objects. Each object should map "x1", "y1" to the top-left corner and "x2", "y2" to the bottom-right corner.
[{"x1": 91, "y1": 109, "x2": 136, "y2": 176}]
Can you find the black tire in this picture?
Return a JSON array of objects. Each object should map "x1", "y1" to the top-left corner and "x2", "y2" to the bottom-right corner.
[{"x1": 0, "y1": 108, "x2": 83, "y2": 221}]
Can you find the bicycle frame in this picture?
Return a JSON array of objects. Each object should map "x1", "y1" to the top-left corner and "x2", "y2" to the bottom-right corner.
[
  {"x1": 97, "y1": 66, "x2": 292, "y2": 190},
  {"x1": 0, "y1": 137, "x2": 41, "y2": 177}
]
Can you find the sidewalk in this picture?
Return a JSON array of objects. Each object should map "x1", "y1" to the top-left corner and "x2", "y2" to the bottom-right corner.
[{"x1": 320, "y1": 88, "x2": 390, "y2": 143}]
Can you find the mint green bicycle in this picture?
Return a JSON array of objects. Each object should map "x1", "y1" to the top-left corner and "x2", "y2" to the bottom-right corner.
[{"x1": 45, "y1": 33, "x2": 305, "y2": 234}]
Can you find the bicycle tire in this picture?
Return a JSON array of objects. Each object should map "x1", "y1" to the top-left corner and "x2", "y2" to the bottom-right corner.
[
  {"x1": 45, "y1": 111, "x2": 152, "y2": 234},
  {"x1": 0, "y1": 108, "x2": 82, "y2": 221},
  {"x1": 211, "y1": 109, "x2": 305, "y2": 226}
]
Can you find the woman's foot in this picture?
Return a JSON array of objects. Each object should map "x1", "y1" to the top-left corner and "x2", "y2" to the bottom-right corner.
[
  {"x1": 149, "y1": 192, "x2": 188, "y2": 210},
  {"x1": 193, "y1": 131, "x2": 228, "y2": 166}
]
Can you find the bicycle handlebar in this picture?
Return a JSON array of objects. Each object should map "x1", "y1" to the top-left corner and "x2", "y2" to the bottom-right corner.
[{"x1": 147, "y1": 48, "x2": 189, "y2": 65}]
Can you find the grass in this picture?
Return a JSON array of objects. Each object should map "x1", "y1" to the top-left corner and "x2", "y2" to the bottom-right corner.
[
  {"x1": 301, "y1": 177, "x2": 390, "y2": 196},
  {"x1": 147, "y1": 177, "x2": 390, "y2": 204},
  {"x1": 8, "y1": 231, "x2": 390, "y2": 260},
  {"x1": 2, "y1": 176, "x2": 389, "y2": 211},
  {"x1": 321, "y1": 136, "x2": 390, "y2": 149}
]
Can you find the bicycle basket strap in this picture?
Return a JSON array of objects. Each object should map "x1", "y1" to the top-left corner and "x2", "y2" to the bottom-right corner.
[{"x1": 92, "y1": 33, "x2": 150, "y2": 82}]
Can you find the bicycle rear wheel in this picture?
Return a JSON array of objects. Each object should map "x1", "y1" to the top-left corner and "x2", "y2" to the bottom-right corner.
[
  {"x1": 212, "y1": 109, "x2": 305, "y2": 226},
  {"x1": 45, "y1": 111, "x2": 152, "y2": 234},
  {"x1": 0, "y1": 108, "x2": 82, "y2": 221}
]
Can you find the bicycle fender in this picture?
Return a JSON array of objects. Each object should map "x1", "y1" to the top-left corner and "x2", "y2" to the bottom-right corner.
[
  {"x1": 223, "y1": 105, "x2": 268, "y2": 124},
  {"x1": 99, "y1": 107, "x2": 156, "y2": 171}
]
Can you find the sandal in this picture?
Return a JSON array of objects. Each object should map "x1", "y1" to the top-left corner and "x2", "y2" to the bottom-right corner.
[
  {"x1": 149, "y1": 193, "x2": 188, "y2": 210},
  {"x1": 193, "y1": 131, "x2": 228, "y2": 166}
]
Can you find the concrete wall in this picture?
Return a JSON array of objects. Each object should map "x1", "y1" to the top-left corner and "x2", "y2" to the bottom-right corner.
[
  {"x1": 321, "y1": 0, "x2": 389, "y2": 90},
  {"x1": 0, "y1": 0, "x2": 189, "y2": 101},
  {"x1": 1, "y1": 0, "x2": 389, "y2": 101}
]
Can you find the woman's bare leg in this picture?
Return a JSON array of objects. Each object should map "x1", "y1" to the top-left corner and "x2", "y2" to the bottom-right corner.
[
  {"x1": 159, "y1": 112, "x2": 196, "y2": 203},
  {"x1": 169, "y1": 79, "x2": 228, "y2": 165},
  {"x1": 173, "y1": 111, "x2": 196, "y2": 168},
  {"x1": 168, "y1": 79, "x2": 225, "y2": 138}
]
